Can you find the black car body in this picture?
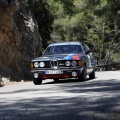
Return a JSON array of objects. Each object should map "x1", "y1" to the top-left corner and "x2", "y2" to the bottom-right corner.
[{"x1": 30, "y1": 41, "x2": 95, "y2": 85}]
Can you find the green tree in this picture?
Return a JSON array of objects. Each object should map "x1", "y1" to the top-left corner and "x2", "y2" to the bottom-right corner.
[
  {"x1": 23, "y1": 0, "x2": 120, "y2": 61},
  {"x1": 33, "y1": 0, "x2": 54, "y2": 48}
]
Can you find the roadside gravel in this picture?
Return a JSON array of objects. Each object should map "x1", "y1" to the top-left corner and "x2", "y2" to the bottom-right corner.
[{"x1": 0, "y1": 77, "x2": 27, "y2": 86}]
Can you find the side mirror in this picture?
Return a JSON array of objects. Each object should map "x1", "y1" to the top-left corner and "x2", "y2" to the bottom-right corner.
[{"x1": 85, "y1": 50, "x2": 91, "y2": 54}]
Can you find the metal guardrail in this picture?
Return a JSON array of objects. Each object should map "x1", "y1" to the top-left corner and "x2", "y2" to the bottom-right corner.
[{"x1": 95, "y1": 62, "x2": 120, "y2": 71}]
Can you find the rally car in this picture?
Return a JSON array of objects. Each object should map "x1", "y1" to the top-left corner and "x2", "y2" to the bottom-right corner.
[{"x1": 30, "y1": 41, "x2": 95, "y2": 85}]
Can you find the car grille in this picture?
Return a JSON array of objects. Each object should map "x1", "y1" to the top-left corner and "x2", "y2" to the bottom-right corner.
[
  {"x1": 38, "y1": 60, "x2": 78, "y2": 69},
  {"x1": 44, "y1": 61, "x2": 51, "y2": 68},
  {"x1": 50, "y1": 60, "x2": 58, "y2": 68},
  {"x1": 42, "y1": 60, "x2": 66, "y2": 68}
]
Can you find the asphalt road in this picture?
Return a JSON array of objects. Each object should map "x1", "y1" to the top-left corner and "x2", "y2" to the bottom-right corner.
[{"x1": 0, "y1": 71, "x2": 120, "y2": 120}]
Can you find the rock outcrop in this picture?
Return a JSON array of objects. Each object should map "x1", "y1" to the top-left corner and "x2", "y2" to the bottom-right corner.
[{"x1": 0, "y1": 0, "x2": 42, "y2": 80}]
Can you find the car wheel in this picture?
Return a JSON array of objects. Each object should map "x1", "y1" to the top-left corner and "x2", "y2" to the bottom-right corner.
[
  {"x1": 78, "y1": 67, "x2": 87, "y2": 81},
  {"x1": 89, "y1": 68, "x2": 95, "y2": 79},
  {"x1": 53, "y1": 78, "x2": 59, "y2": 83},
  {"x1": 33, "y1": 78, "x2": 42, "y2": 85}
]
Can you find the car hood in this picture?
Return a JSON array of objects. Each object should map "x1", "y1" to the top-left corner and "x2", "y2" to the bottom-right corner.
[{"x1": 32, "y1": 53, "x2": 83, "y2": 62}]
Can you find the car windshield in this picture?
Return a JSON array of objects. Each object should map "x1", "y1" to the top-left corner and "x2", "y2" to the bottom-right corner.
[{"x1": 44, "y1": 45, "x2": 82, "y2": 55}]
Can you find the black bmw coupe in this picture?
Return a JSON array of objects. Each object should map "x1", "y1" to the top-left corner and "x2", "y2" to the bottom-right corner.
[{"x1": 30, "y1": 41, "x2": 95, "y2": 85}]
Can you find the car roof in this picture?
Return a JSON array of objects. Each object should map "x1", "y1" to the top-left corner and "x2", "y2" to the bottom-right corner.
[{"x1": 48, "y1": 41, "x2": 82, "y2": 46}]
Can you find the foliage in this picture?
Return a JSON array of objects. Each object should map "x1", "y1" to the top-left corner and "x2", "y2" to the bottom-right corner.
[
  {"x1": 22, "y1": 0, "x2": 120, "y2": 62},
  {"x1": 47, "y1": 0, "x2": 120, "y2": 62}
]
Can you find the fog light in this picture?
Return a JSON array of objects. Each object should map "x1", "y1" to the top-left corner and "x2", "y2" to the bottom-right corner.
[
  {"x1": 34, "y1": 73, "x2": 39, "y2": 78},
  {"x1": 72, "y1": 71, "x2": 77, "y2": 77}
]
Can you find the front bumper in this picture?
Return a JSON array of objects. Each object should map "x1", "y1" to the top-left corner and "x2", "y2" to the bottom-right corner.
[{"x1": 31, "y1": 68, "x2": 83, "y2": 79}]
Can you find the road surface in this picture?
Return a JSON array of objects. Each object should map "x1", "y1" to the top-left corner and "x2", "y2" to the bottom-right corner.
[{"x1": 0, "y1": 71, "x2": 120, "y2": 120}]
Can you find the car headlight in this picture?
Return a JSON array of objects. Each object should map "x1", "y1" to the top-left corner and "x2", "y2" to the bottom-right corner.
[
  {"x1": 65, "y1": 61, "x2": 70, "y2": 66},
  {"x1": 39, "y1": 62, "x2": 45, "y2": 67},
  {"x1": 34, "y1": 62, "x2": 39, "y2": 68},
  {"x1": 71, "y1": 61, "x2": 77, "y2": 66}
]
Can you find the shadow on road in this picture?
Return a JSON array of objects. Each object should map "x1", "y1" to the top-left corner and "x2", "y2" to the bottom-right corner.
[
  {"x1": 43, "y1": 77, "x2": 92, "y2": 85},
  {"x1": 0, "y1": 77, "x2": 120, "y2": 120}
]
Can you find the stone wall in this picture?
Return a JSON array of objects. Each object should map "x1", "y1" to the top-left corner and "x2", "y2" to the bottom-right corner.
[{"x1": 0, "y1": 0, "x2": 42, "y2": 80}]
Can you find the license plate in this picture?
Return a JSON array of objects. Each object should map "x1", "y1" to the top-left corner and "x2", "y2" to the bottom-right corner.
[{"x1": 45, "y1": 70, "x2": 63, "y2": 74}]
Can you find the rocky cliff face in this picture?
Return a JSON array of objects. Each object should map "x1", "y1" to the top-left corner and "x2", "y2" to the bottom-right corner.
[{"x1": 0, "y1": 0, "x2": 42, "y2": 80}]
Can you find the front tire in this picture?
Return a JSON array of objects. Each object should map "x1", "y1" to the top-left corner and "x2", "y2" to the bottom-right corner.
[
  {"x1": 33, "y1": 78, "x2": 42, "y2": 85},
  {"x1": 78, "y1": 67, "x2": 87, "y2": 81}
]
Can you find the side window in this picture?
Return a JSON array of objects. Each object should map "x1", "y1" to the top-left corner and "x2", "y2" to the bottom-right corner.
[
  {"x1": 44, "y1": 46, "x2": 54, "y2": 55},
  {"x1": 44, "y1": 47, "x2": 51, "y2": 55}
]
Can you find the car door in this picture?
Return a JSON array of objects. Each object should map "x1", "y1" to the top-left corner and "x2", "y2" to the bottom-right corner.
[{"x1": 82, "y1": 43, "x2": 93, "y2": 73}]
